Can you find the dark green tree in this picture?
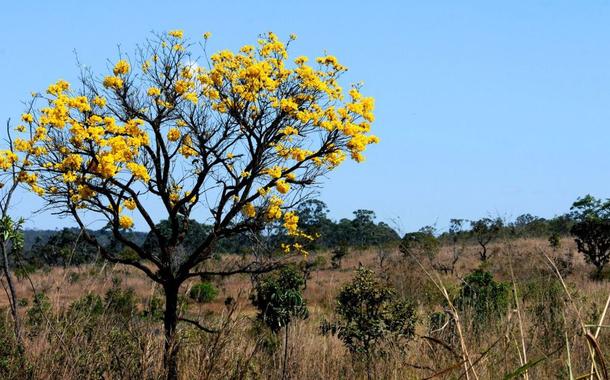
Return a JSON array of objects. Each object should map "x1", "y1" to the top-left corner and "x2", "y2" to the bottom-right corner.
[
  {"x1": 399, "y1": 226, "x2": 439, "y2": 261},
  {"x1": 334, "y1": 267, "x2": 416, "y2": 379},
  {"x1": 189, "y1": 282, "x2": 219, "y2": 303},
  {"x1": 29, "y1": 228, "x2": 98, "y2": 267},
  {"x1": 251, "y1": 266, "x2": 308, "y2": 379},
  {"x1": 569, "y1": 195, "x2": 610, "y2": 278},
  {"x1": 454, "y1": 269, "x2": 509, "y2": 329},
  {"x1": 470, "y1": 217, "x2": 503, "y2": 261}
]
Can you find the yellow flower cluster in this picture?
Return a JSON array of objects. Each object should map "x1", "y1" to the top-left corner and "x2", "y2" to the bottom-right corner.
[
  {"x1": 124, "y1": 198, "x2": 137, "y2": 210},
  {"x1": 147, "y1": 87, "x2": 161, "y2": 97},
  {"x1": 13, "y1": 31, "x2": 379, "y2": 254},
  {"x1": 179, "y1": 135, "x2": 198, "y2": 157},
  {"x1": 167, "y1": 128, "x2": 181, "y2": 142},
  {"x1": 242, "y1": 203, "x2": 256, "y2": 218},
  {"x1": 168, "y1": 30, "x2": 184, "y2": 39},
  {"x1": 127, "y1": 162, "x2": 150, "y2": 182},
  {"x1": 275, "y1": 180, "x2": 290, "y2": 194},
  {"x1": 113, "y1": 60, "x2": 130, "y2": 75},
  {"x1": 103, "y1": 76, "x2": 123, "y2": 90},
  {"x1": 283, "y1": 211, "x2": 298, "y2": 235},
  {"x1": 12, "y1": 79, "x2": 153, "y2": 205},
  {"x1": 119, "y1": 215, "x2": 134, "y2": 229},
  {"x1": 266, "y1": 196, "x2": 283, "y2": 220},
  {"x1": 264, "y1": 166, "x2": 283, "y2": 179},
  {"x1": 0, "y1": 150, "x2": 18, "y2": 170}
]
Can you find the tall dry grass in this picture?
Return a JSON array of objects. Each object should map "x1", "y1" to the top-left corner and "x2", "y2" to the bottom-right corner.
[{"x1": 0, "y1": 237, "x2": 609, "y2": 379}]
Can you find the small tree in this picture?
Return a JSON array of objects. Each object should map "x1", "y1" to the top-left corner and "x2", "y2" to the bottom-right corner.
[
  {"x1": 447, "y1": 218, "x2": 466, "y2": 274},
  {"x1": 11, "y1": 30, "x2": 378, "y2": 379},
  {"x1": 470, "y1": 217, "x2": 503, "y2": 261},
  {"x1": 570, "y1": 195, "x2": 610, "y2": 278},
  {"x1": 251, "y1": 266, "x2": 308, "y2": 379},
  {"x1": 334, "y1": 267, "x2": 416, "y2": 379},
  {"x1": 0, "y1": 216, "x2": 25, "y2": 353},
  {"x1": 399, "y1": 225, "x2": 439, "y2": 262},
  {"x1": 454, "y1": 269, "x2": 509, "y2": 330},
  {"x1": 189, "y1": 282, "x2": 218, "y2": 303},
  {"x1": 0, "y1": 120, "x2": 28, "y2": 355},
  {"x1": 331, "y1": 243, "x2": 349, "y2": 269},
  {"x1": 548, "y1": 232, "x2": 561, "y2": 251}
]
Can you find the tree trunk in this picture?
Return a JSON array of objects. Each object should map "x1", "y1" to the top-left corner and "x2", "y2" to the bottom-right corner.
[
  {"x1": 1, "y1": 242, "x2": 23, "y2": 354},
  {"x1": 163, "y1": 282, "x2": 180, "y2": 380},
  {"x1": 479, "y1": 243, "x2": 488, "y2": 262}
]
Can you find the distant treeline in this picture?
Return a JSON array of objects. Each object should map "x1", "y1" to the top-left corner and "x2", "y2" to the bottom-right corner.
[
  {"x1": 436, "y1": 213, "x2": 575, "y2": 244},
  {"x1": 18, "y1": 200, "x2": 575, "y2": 268}
]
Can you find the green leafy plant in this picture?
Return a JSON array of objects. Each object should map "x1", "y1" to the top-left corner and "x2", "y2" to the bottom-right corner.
[
  {"x1": 454, "y1": 269, "x2": 509, "y2": 329},
  {"x1": 333, "y1": 267, "x2": 416, "y2": 380},
  {"x1": 570, "y1": 195, "x2": 610, "y2": 278},
  {"x1": 399, "y1": 226, "x2": 439, "y2": 261},
  {"x1": 251, "y1": 265, "x2": 308, "y2": 379},
  {"x1": 189, "y1": 282, "x2": 219, "y2": 304}
]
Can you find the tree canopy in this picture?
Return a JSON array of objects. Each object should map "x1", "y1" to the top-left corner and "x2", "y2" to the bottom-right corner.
[{"x1": 4, "y1": 30, "x2": 378, "y2": 379}]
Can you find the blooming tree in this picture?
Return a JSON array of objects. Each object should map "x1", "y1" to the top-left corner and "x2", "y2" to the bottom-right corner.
[{"x1": 11, "y1": 30, "x2": 377, "y2": 378}]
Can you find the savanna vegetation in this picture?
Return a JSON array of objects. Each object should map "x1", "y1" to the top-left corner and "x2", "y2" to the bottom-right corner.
[{"x1": 1, "y1": 29, "x2": 610, "y2": 380}]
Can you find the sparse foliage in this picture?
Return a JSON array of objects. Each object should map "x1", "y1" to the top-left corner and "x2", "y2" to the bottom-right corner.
[
  {"x1": 399, "y1": 225, "x2": 439, "y2": 262},
  {"x1": 333, "y1": 267, "x2": 416, "y2": 379},
  {"x1": 454, "y1": 269, "x2": 509, "y2": 329},
  {"x1": 470, "y1": 217, "x2": 503, "y2": 261},
  {"x1": 189, "y1": 282, "x2": 219, "y2": 304},
  {"x1": 570, "y1": 195, "x2": 610, "y2": 278},
  {"x1": 9, "y1": 30, "x2": 377, "y2": 379},
  {"x1": 251, "y1": 265, "x2": 308, "y2": 379}
]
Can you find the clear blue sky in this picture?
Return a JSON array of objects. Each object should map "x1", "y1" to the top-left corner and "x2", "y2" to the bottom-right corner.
[{"x1": 1, "y1": 1, "x2": 610, "y2": 233}]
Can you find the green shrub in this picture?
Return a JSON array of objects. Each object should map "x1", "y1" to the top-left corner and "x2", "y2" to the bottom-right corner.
[
  {"x1": 141, "y1": 295, "x2": 164, "y2": 320},
  {"x1": 332, "y1": 267, "x2": 416, "y2": 378},
  {"x1": 250, "y1": 266, "x2": 308, "y2": 333},
  {"x1": 331, "y1": 244, "x2": 348, "y2": 269},
  {"x1": 69, "y1": 293, "x2": 104, "y2": 317},
  {"x1": 104, "y1": 286, "x2": 137, "y2": 318},
  {"x1": 0, "y1": 312, "x2": 31, "y2": 379},
  {"x1": 27, "y1": 292, "x2": 51, "y2": 330},
  {"x1": 189, "y1": 282, "x2": 219, "y2": 304},
  {"x1": 399, "y1": 226, "x2": 439, "y2": 261},
  {"x1": 454, "y1": 269, "x2": 509, "y2": 328}
]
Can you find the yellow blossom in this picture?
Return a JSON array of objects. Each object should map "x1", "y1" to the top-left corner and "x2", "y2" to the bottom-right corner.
[
  {"x1": 168, "y1": 30, "x2": 184, "y2": 39},
  {"x1": 127, "y1": 162, "x2": 150, "y2": 182},
  {"x1": 167, "y1": 128, "x2": 181, "y2": 142},
  {"x1": 113, "y1": 60, "x2": 130, "y2": 75},
  {"x1": 124, "y1": 198, "x2": 137, "y2": 210},
  {"x1": 92, "y1": 96, "x2": 107, "y2": 107},
  {"x1": 275, "y1": 180, "x2": 290, "y2": 194},
  {"x1": 103, "y1": 76, "x2": 123, "y2": 90},
  {"x1": 119, "y1": 215, "x2": 134, "y2": 229},
  {"x1": 266, "y1": 196, "x2": 283, "y2": 220},
  {"x1": 147, "y1": 87, "x2": 161, "y2": 97},
  {"x1": 242, "y1": 203, "x2": 256, "y2": 218},
  {"x1": 283, "y1": 211, "x2": 299, "y2": 235},
  {"x1": 183, "y1": 92, "x2": 198, "y2": 104},
  {"x1": 265, "y1": 166, "x2": 282, "y2": 179}
]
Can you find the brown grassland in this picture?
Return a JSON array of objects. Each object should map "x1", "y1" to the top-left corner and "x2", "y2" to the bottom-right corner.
[{"x1": 1, "y1": 237, "x2": 610, "y2": 379}]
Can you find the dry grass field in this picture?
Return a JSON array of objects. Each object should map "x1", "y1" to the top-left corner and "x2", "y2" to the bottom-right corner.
[{"x1": 1, "y1": 237, "x2": 610, "y2": 379}]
